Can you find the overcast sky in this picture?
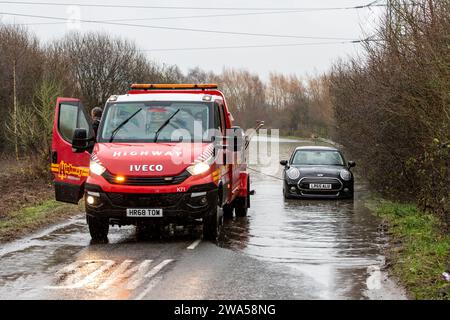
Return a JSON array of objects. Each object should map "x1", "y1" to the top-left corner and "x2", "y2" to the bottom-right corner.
[{"x1": 0, "y1": 0, "x2": 384, "y2": 79}]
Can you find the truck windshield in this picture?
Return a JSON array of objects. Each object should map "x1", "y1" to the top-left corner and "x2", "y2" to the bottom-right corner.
[
  {"x1": 292, "y1": 150, "x2": 344, "y2": 166},
  {"x1": 98, "y1": 101, "x2": 213, "y2": 143}
]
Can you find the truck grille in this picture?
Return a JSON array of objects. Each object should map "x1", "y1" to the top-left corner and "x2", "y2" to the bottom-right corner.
[
  {"x1": 102, "y1": 170, "x2": 190, "y2": 186},
  {"x1": 106, "y1": 193, "x2": 184, "y2": 207}
]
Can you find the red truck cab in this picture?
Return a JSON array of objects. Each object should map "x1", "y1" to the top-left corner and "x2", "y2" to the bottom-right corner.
[{"x1": 51, "y1": 84, "x2": 251, "y2": 241}]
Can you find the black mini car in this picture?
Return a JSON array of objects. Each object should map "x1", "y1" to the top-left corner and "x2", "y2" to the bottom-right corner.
[{"x1": 280, "y1": 146, "x2": 355, "y2": 199}]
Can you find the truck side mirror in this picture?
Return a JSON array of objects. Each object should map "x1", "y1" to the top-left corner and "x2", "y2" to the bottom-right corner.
[
  {"x1": 72, "y1": 128, "x2": 89, "y2": 153},
  {"x1": 348, "y1": 160, "x2": 356, "y2": 168},
  {"x1": 280, "y1": 160, "x2": 288, "y2": 166}
]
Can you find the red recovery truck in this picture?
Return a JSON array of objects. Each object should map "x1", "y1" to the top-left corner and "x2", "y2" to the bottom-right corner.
[{"x1": 50, "y1": 84, "x2": 252, "y2": 241}]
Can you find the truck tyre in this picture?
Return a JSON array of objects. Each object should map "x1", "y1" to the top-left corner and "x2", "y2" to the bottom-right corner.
[
  {"x1": 235, "y1": 178, "x2": 250, "y2": 217},
  {"x1": 87, "y1": 215, "x2": 109, "y2": 240},
  {"x1": 203, "y1": 205, "x2": 220, "y2": 241},
  {"x1": 222, "y1": 203, "x2": 234, "y2": 219},
  {"x1": 234, "y1": 196, "x2": 248, "y2": 217}
]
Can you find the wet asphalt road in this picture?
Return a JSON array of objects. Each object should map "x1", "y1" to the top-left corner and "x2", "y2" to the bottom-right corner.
[{"x1": 0, "y1": 138, "x2": 406, "y2": 300}]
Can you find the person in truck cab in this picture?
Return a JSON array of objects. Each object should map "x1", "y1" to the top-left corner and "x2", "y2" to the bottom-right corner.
[
  {"x1": 91, "y1": 107, "x2": 103, "y2": 136},
  {"x1": 50, "y1": 84, "x2": 252, "y2": 242}
]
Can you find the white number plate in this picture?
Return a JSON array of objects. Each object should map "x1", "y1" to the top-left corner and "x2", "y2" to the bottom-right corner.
[
  {"x1": 126, "y1": 208, "x2": 163, "y2": 217},
  {"x1": 309, "y1": 183, "x2": 332, "y2": 190}
]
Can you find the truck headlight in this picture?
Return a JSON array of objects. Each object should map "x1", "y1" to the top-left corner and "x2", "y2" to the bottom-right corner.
[
  {"x1": 286, "y1": 167, "x2": 300, "y2": 180},
  {"x1": 340, "y1": 169, "x2": 352, "y2": 181},
  {"x1": 187, "y1": 162, "x2": 210, "y2": 176},
  {"x1": 90, "y1": 159, "x2": 106, "y2": 176}
]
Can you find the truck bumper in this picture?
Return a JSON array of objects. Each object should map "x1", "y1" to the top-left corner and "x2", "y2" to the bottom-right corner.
[{"x1": 84, "y1": 183, "x2": 218, "y2": 225}]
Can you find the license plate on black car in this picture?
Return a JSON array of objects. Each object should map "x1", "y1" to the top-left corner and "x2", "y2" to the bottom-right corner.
[{"x1": 309, "y1": 183, "x2": 332, "y2": 190}]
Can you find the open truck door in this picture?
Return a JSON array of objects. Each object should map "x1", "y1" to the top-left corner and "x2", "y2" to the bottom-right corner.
[{"x1": 50, "y1": 98, "x2": 94, "y2": 204}]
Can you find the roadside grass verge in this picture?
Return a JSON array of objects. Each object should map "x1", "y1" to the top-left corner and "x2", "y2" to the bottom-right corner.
[
  {"x1": 371, "y1": 200, "x2": 450, "y2": 299},
  {"x1": 0, "y1": 199, "x2": 83, "y2": 242}
]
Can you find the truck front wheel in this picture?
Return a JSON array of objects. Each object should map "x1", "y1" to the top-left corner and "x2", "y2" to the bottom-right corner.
[
  {"x1": 203, "y1": 205, "x2": 220, "y2": 241},
  {"x1": 87, "y1": 215, "x2": 109, "y2": 240}
]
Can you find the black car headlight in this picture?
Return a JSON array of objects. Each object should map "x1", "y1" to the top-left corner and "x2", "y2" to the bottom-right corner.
[
  {"x1": 286, "y1": 167, "x2": 300, "y2": 180},
  {"x1": 340, "y1": 169, "x2": 352, "y2": 181}
]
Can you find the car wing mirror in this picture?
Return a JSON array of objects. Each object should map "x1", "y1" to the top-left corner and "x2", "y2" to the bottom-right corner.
[
  {"x1": 348, "y1": 160, "x2": 356, "y2": 168},
  {"x1": 280, "y1": 160, "x2": 288, "y2": 166}
]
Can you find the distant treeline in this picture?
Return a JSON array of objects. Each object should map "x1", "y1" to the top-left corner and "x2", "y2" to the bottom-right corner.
[
  {"x1": 0, "y1": 26, "x2": 333, "y2": 167},
  {"x1": 328, "y1": 0, "x2": 449, "y2": 225}
]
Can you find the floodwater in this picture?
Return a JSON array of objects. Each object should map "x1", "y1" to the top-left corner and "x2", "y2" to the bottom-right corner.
[
  {"x1": 0, "y1": 137, "x2": 406, "y2": 300},
  {"x1": 220, "y1": 137, "x2": 406, "y2": 299}
]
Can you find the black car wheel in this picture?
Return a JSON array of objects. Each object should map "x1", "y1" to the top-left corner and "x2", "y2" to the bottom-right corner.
[{"x1": 87, "y1": 215, "x2": 109, "y2": 240}]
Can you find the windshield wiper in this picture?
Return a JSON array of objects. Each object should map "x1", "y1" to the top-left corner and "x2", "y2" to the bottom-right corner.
[
  {"x1": 153, "y1": 109, "x2": 180, "y2": 142},
  {"x1": 109, "y1": 108, "x2": 142, "y2": 142}
]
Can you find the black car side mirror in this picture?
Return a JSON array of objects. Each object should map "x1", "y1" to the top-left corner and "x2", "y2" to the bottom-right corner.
[
  {"x1": 72, "y1": 128, "x2": 90, "y2": 153},
  {"x1": 348, "y1": 160, "x2": 356, "y2": 168},
  {"x1": 280, "y1": 160, "x2": 288, "y2": 166}
]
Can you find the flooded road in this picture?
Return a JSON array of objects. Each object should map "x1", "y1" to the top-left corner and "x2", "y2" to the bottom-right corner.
[
  {"x1": 221, "y1": 138, "x2": 406, "y2": 299},
  {"x1": 0, "y1": 138, "x2": 406, "y2": 300}
]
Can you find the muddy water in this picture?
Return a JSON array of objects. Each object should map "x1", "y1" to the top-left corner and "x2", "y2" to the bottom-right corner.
[{"x1": 220, "y1": 138, "x2": 406, "y2": 299}]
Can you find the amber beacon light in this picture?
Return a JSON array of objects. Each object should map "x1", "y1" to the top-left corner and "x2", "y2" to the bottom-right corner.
[{"x1": 130, "y1": 83, "x2": 218, "y2": 90}]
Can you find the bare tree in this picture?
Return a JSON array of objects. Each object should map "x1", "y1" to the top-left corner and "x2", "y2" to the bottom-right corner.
[
  {"x1": 52, "y1": 32, "x2": 163, "y2": 111},
  {"x1": 219, "y1": 68, "x2": 266, "y2": 129},
  {"x1": 329, "y1": 0, "x2": 450, "y2": 224},
  {"x1": 0, "y1": 25, "x2": 44, "y2": 156}
]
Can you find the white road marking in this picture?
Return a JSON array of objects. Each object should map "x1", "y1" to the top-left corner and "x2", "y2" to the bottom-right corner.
[
  {"x1": 46, "y1": 260, "x2": 93, "y2": 289},
  {"x1": 75, "y1": 260, "x2": 116, "y2": 288},
  {"x1": 145, "y1": 259, "x2": 173, "y2": 278},
  {"x1": 135, "y1": 259, "x2": 174, "y2": 300},
  {"x1": 98, "y1": 259, "x2": 133, "y2": 290},
  {"x1": 54, "y1": 260, "x2": 86, "y2": 279},
  {"x1": 46, "y1": 258, "x2": 173, "y2": 293},
  {"x1": 187, "y1": 239, "x2": 201, "y2": 250},
  {"x1": 127, "y1": 260, "x2": 154, "y2": 290},
  {"x1": 46, "y1": 260, "x2": 115, "y2": 289},
  {"x1": 98, "y1": 259, "x2": 153, "y2": 290},
  {"x1": 135, "y1": 276, "x2": 163, "y2": 300}
]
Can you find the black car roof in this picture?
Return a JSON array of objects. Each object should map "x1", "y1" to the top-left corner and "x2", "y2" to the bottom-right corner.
[{"x1": 294, "y1": 146, "x2": 338, "y2": 151}]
